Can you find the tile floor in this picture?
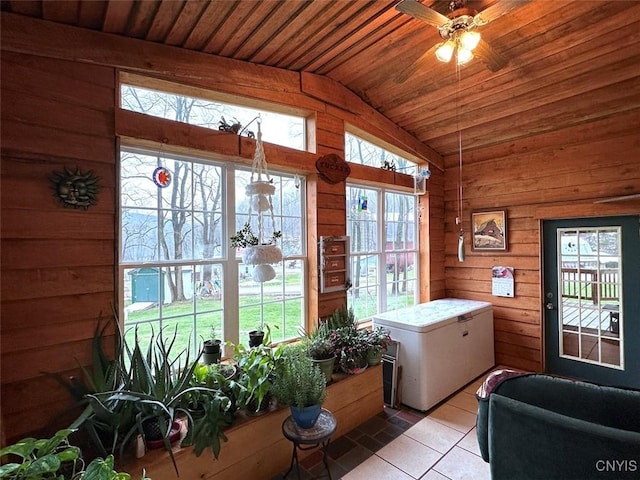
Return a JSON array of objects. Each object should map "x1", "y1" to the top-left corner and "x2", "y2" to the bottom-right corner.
[{"x1": 272, "y1": 371, "x2": 493, "y2": 480}]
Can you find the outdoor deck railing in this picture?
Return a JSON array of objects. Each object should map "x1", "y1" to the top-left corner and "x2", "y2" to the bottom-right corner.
[{"x1": 561, "y1": 268, "x2": 619, "y2": 305}]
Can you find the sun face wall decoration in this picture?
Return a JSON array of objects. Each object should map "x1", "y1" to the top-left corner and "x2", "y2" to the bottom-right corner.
[{"x1": 51, "y1": 166, "x2": 100, "y2": 210}]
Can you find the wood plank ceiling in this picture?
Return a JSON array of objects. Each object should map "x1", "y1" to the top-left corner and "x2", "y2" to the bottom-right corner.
[{"x1": 2, "y1": 0, "x2": 639, "y2": 157}]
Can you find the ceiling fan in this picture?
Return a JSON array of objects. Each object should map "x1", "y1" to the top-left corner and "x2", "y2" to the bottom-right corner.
[{"x1": 395, "y1": 0, "x2": 527, "y2": 81}]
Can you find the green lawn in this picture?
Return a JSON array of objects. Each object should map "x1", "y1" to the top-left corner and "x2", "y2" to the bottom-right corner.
[{"x1": 124, "y1": 269, "x2": 414, "y2": 356}]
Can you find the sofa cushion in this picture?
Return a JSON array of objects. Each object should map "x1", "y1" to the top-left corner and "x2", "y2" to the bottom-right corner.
[
  {"x1": 489, "y1": 394, "x2": 640, "y2": 480},
  {"x1": 493, "y1": 374, "x2": 640, "y2": 433}
]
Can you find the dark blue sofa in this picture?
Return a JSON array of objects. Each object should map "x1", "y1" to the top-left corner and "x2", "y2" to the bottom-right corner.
[{"x1": 476, "y1": 371, "x2": 640, "y2": 479}]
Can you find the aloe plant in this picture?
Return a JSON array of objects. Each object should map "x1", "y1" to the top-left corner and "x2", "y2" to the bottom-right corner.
[{"x1": 88, "y1": 326, "x2": 232, "y2": 475}]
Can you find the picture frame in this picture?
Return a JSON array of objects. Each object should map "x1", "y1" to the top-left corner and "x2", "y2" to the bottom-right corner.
[{"x1": 471, "y1": 209, "x2": 508, "y2": 251}]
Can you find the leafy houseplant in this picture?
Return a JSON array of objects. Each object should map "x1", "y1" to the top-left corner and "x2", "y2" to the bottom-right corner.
[
  {"x1": 86, "y1": 327, "x2": 232, "y2": 475},
  {"x1": 230, "y1": 222, "x2": 281, "y2": 249},
  {"x1": 0, "y1": 428, "x2": 148, "y2": 480},
  {"x1": 271, "y1": 349, "x2": 327, "y2": 428},
  {"x1": 304, "y1": 323, "x2": 336, "y2": 384},
  {"x1": 54, "y1": 315, "x2": 137, "y2": 460},
  {"x1": 364, "y1": 326, "x2": 393, "y2": 366},
  {"x1": 231, "y1": 333, "x2": 285, "y2": 415},
  {"x1": 326, "y1": 324, "x2": 370, "y2": 375},
  {"x1": 231, "y1": 222, "x2": 282, "y2": 282},
  {"x1": 323, "y1": 305, "x2": 358, "y2": 331}
]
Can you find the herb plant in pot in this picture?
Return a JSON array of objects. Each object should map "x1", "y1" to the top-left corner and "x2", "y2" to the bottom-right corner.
[
  {"x1": 272, "y1": 349, "x2": 327, "y2": 429},
  {"x1": 202, "y1": 324, "x2": 222, "y2": 365}
]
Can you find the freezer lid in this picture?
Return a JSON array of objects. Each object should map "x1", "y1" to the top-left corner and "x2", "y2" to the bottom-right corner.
[{"x1": 372, "y1": 298, "x2": 492, "y2": 333}]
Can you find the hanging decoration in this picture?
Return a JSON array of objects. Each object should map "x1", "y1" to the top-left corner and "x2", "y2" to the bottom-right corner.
[
  {"x1": 358, "y1": 193, "x2": 368, "y2": 212},
  {"x1": 413, "y1": 167, "x2": 431, "y2": 195},
  {"x1": 455, "y1": 62, "x2": 466, "y2": 263},
  {"x1": 230, "y1": 118, "x2": 282, "y2": 283},
  {"x1": 315, "y1": 153, "x2": 350, "y2": 184},
  {"x1": 51, "y1": 166, "x2": 99, "y2": 210},
  {"x1": 152, "y1": 166, "x2": 172, "y2": 188}
]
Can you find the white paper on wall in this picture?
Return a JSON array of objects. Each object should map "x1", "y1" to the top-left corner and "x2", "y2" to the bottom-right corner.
[{"x1": 492, "y1": 266, "x2": 514, "y2": 297}]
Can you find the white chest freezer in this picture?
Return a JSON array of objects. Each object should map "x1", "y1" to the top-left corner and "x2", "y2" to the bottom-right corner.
[{"x1": 373, "y1": 298, "x2": 494, "y2": 411}]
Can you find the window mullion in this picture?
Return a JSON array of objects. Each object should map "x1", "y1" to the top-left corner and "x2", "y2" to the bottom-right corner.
[
  {"x1": 378, "y1": 189, "x2": 386, "y2": 313},
  {"x1": 224, "y1": 166, "x2": 240, "y2": 347}
]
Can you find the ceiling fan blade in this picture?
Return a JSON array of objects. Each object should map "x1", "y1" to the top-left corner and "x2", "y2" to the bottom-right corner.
[
  {"x1": 475, "y1": 0, "x2": 532, "y2": 24},
  {"x1": 474, "y1": 38, "x2": 508, "y2": 72},
  {"x1": 396, "y1": 0, "x2": 449, "y2": 27},
  {"x1": 394, "y1": 44, "x2": 439, "y2": 84}
]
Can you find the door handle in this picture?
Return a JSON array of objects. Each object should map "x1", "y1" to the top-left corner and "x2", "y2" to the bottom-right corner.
[{"x1": 546, "y1": 302, "x2": 555, "y2": 310}]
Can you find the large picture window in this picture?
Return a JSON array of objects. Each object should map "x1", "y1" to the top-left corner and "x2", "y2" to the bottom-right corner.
[
  {"x1": 347, "y1": 185, "x2": 418, "y2": 320},
  {"x1": 120, "y1": 148, "x2": 306, "y2": 354},
  {"x1": 119, "y1": 81, "x2": 307, "y2": 355}
]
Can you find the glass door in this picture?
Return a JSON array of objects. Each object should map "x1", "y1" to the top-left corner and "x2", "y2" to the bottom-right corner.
[{"x1": 543, "y1": 216, "x2": 640, "y2": 388}]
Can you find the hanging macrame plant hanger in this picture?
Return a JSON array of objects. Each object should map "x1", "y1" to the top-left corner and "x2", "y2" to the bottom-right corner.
[{"x1": 242, "y1": 119, "x2": 283, "y2": 282}]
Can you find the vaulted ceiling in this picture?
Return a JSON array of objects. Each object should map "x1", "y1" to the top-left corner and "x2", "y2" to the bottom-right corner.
[{"x1": 2, "y1": 0, "x2": 639, "y2": 157}]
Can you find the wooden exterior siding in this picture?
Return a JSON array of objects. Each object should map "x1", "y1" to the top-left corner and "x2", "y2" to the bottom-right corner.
[{"x1": 443, "y1": 111, "x2": 640, "y2": 371}]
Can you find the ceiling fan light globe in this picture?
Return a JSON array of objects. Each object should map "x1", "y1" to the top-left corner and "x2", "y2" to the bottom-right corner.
[
  {"x1": 460, "y1": 30, "x2": 480, "y2": 50},
  {"x1": 435, "y1": 40, "x2": 455, "y2": 62},
  {"x1": 457, "y1": 47, "x2": 474, "y2": 65}
]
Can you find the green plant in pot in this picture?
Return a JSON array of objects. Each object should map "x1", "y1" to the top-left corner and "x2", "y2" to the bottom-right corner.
[
  {"x1": 0, "y1": 428, "x2": 148, "y2": 480},
  {"x1": 52, "y1": 314, "x2": 137, "y2": 459},
  {"x1": 89, "y1": 327, "x2": 232, "y2": 475},
  {"x1": 364, "y1": 326, "x2": 392, "y2": 366},
  {"x1": 191, "y1": 362, "x2": 240, "y2": 418},
  {"x1": 304, "y1": 323, "x2": 336, "y2": 384},
  {"x1": 202, "y1": 324, "x2": 222, "y2": 365},
  {"x1": 328, "y1": 327, "x2": 370, "y2": 374},
  {"x1": 231, "y1": 330, "x2": 284, "y2": 415},
  {"x1": 272, "y1": 349, "x2": 327, "y2": 428}
]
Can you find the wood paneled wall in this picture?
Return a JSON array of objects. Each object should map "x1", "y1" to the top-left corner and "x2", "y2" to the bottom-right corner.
[
  {"x1": 443, "y1": 111, "x2": 640, "y2": 371},
  {"x1": 1, "y1": 51, "x2": 116, "y2": 440}
]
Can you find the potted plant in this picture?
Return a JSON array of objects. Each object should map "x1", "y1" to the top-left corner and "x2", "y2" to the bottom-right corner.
[
  {"x1": 271, "y1": 349, "x2": 327, "y2": 428},
  {"x1": 328, "y1": 326, "x2": 370, "y2": 374},
  {"x1": 230, "y1": 222, "x2": 282, "y2": 282},
  {"x1": 87, "y1": 327, "x2": 232, "y2": 475},
  {"x1": 231, "y1": 334, "x2": 285, "y2": 415},
  {"x1": 248, "y1": 321, "x2": 277, "y2": 348},
  {"x1": 0, "y1": 428, "x2": 149, "y2": 480},
  {"x1": 248, "y1": 322, "x2": 265, "y2": 348},
  {"x1": 202, "y1": 324, "x2": 222, "y2": 365},
  {"x1": 53, "y1": 315, "x2": 138, "y2": 459},
  {"x1": 364, "y1": 326, "x2": 393, "y2": 366},
  {"x1": 304, "y1": 323, "x2": 336, "y2": 384},
  {"x1": 323, "y1": 305, "x2": 358, "y2": 330},
  {"x1": 191, "y1": 362, "x2": 240, "y2": 417}
]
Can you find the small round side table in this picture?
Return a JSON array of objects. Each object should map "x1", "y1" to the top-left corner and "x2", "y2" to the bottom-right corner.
[{"x1": 281, "y1": 408, "x2": 337, "y2": 479}]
